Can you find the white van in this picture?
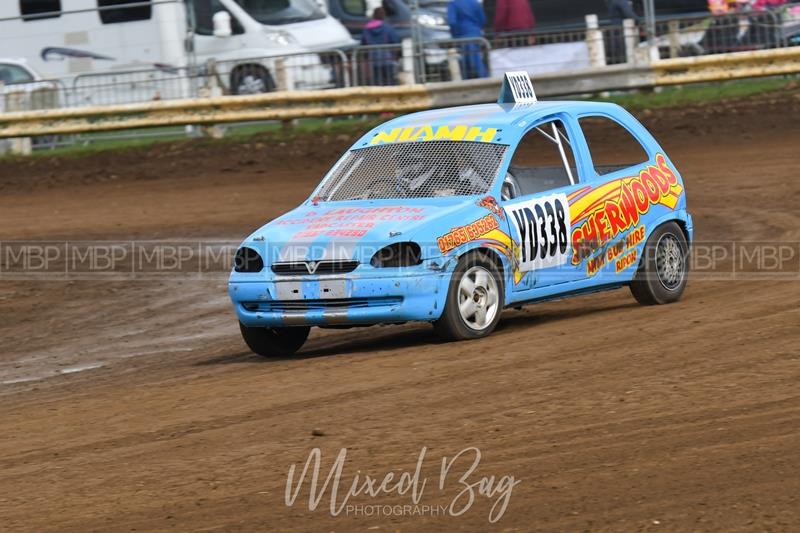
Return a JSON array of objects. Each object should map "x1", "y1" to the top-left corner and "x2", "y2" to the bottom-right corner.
[{"x1": 0, "y1": 1, "x2": 355, "y2": 105}]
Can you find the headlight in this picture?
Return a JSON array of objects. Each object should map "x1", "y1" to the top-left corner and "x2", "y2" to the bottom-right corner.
[
  {"x1": 370, "y1": 242, "x2": 422, "y2": 268},
  {"x1": 234, "y1": 247, "x2": 264, "y2": 273},
  {"x1": 415, "y1": 13, "x2": 447, "y2": 28},
  {"x1": 264, "y1": 30, "x2": 295, "y2": 46}
]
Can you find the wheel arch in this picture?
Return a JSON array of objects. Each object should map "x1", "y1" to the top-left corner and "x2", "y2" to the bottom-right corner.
[
  {"x1": 644, "y1": 212, "x2": 693, "y2": 246},
  {"x1": 634, "y1": 216, "x2": 692, "y2": 278},
  {"x1": 674, "y1": 218, "x2": 691, "y2": 245}
]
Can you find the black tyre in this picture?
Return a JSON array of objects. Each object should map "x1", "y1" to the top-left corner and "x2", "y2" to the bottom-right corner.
[
  {"x1": 434, "y1": 252, "x2": 504, "y2": 341},
  {"x1": 239, "y1": 323, "x2": 310, "y2": 357},
  {"x1": 230, "y1": 65, "x2": 276, "y2": 95},
  {"x1": 630, "y1": 222, "x2": 689, "y2": 305}
]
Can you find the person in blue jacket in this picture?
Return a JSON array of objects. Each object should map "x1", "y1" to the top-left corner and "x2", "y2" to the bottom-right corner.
[
  {"x1": 447, "y1": 0, "x2": 489, "y2": 79},
  {"x1": 607, "y1": 0, "x2": 640, "y2": 25},
  {"x1": 604, "y1": 0, "x2": 640, "y2": 64},
  {"x1": 361, "y1": 7, "x2": 400, "y2": 85}
]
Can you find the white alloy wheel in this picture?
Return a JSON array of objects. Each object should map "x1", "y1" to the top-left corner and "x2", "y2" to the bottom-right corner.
[{"x1": 457, "y1": 265, "x2": 500, "y2": 331}]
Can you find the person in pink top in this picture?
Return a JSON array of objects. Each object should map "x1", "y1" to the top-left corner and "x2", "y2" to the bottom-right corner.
[
  {"x1": 493, "y1": 0, "x2": 535, "y2": 34},
  {"x1": 707, "y1": 0, "x2": 747, "y2": 14},
  {"x1": 751, "y1": 0, "x2": 788, "y2": 10}
]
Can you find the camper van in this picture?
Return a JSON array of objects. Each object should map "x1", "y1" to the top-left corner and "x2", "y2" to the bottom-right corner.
[{"x1": 0, "y1": 1, "x2": 356, "y2": 106}]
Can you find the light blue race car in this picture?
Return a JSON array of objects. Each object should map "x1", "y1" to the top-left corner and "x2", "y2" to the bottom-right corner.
[{"x1": 228, "y1": 74, "x2": 692, "y2": 356}]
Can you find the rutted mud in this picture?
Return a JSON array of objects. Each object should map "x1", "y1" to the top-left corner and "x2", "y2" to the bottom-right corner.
[{"x1": 1, "y1": 89, "x2": 799, "y2": 531}]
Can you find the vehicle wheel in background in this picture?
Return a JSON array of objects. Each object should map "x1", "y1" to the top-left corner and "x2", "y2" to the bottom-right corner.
[
  {"x1": 230, "y1": 65, "x2": 276, "y2": 95},
  {"x1": 434, "y1": 252, "x2": 504, "y2": 341},
  {"x1": 239, "y1": 323, "x2": 310, "y2": 357},
  {"x1": 630, "y1": 222, "x2": 689, "y2": 305}
]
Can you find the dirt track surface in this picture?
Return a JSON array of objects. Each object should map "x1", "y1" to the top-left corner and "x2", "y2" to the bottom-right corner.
[{"x1": 1, "y1": 90, "x2": 800, "y2": 531}]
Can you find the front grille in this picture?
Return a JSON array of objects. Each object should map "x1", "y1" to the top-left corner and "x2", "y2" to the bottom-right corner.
[
  {"x1": 242, "y1": 297, "x2": 403, "y2": 313},
  {"x1": 271, "y1": 260, "x2": 359, "y2": 276}
]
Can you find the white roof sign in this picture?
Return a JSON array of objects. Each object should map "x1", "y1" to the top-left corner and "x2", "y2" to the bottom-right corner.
[{"x1": 498, "y1": 71, "x2": 538, "y2": 105}]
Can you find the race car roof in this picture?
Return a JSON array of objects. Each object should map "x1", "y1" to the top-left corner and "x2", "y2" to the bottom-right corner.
[{"x1": 356, "y1": 101, "x2": 625, "y2": 148}]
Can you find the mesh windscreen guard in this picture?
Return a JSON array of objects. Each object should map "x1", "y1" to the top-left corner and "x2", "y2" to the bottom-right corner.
[{"x1": 318, "y1": 141, "x2": 509, "y2": 201}]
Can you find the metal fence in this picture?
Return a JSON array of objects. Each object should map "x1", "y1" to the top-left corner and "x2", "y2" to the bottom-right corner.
[
  {"x1": 350, "y1": 37, "x2": 491, "y2": 86},
  {"x1": 652, "y1": 9, "x2": 788, "y2": 58},
  {"x1": 65, "y1": 50, "x2": 351, "y2": 107},
  {"x1": 485, "y1": 22, "x2": 635, "y2": 74},
  {"x1": 0, "y1": 80, "x2": 67, "y2": 113},
  {"x1": 1, "y1": 38, "x2": 493, "y2": 112},
  {"x1": 485, "y1": 4, "x2": 800, "y2": 69}
]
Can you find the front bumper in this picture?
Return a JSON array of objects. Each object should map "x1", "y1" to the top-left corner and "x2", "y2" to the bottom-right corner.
[{"x1": 229, "y1": 269, "x2": 450, "y2": 327}]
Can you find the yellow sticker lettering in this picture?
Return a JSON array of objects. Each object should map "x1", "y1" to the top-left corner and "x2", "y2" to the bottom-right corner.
[
  {"x1": 398, "y1": 126, "x2": 416, "y2": 142},
  {"x1": 433, "y1": 125, "x2": 468, "y2": 141},
  {"x1": 370, "y1": 128, "x2": 401, "y2": 145},
  {"x1": 372, "y1": 125, "x2": 497, "y2": 145},
  {"x1": 409, "y1": 125, "x2": 434, "y2": 142},
  {"x1": 464, "y1": 126, "x2": 498, "y2": 142}
]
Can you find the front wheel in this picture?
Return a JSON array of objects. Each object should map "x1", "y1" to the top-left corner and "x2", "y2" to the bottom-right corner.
[
  {"x1": 239, "y1": 323, "x2": 309, "y2": 357},
  {"x1": 230, "y1": 65, "x2": 276, "y2": 95},
  {"x1": 629, "y1": 222, "x2": 689, "y2": 305},
  {"x1": 434, "y1": 252, "x2": 504, "y2": 341}
]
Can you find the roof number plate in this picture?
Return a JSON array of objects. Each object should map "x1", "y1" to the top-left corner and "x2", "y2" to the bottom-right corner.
[{"x1": 499, "y1": 71, "x2": 537, "y2": 105}]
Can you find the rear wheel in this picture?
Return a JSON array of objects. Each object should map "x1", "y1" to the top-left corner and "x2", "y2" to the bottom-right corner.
[
  {"x1": 434, "y1": 252, "x2": 504, "y2": 341},
  {"x1": 630, "y1": 222, "x2": 689, "y2": 305},
  {"x1": 239, "y1": 323, "x2": 309, "y2": 357}
]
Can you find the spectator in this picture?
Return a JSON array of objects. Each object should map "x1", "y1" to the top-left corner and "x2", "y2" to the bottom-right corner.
[
  {"x1": 493, "y1": 0, "x2": 535, "y2": 35},
  {"x1": 361, "y1": 7, "x2": 400, "y2": 85},
  {"x1": 447, "y1": 0, "x2": 489, "y2": 79},
  {"x1": 707, "y1": 0, "x2": 748, "y2": 14},
  {"x1": 607, "y1": 0, "x2": 640, "y2": 25},
  {"x1": 744, "y1": 0, "x2": 787, "y2": 48},
  {"x1": 751, "y1": 0, "x2": 788, "y2": 10},
  {"x1": 604, "y1": 0, "x2": 639, "y2": 64},
  {"x1": 702, "y1": 0, "x2": 750, "y2": 53}
]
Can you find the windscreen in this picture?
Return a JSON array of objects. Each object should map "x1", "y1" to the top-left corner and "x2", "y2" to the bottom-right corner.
[
  {"x1": 234, "y1": 0, "x2": 325, "y2": 25},
  {"x1": 316, "y1": 141, "x2": 508, "y2": 201}
]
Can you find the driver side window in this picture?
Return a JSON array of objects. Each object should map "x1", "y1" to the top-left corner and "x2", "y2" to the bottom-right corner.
[
  {"x1": 502, "y1": 119, "x2": 578, "y2": 201},
  {"x1": 193, "y1": 0, "x2": 245, "y2": 35}
]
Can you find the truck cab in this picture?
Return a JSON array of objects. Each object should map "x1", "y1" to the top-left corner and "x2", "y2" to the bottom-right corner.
[{"x1": 192, "y1": 0, "x2": 355, "y2": 58}]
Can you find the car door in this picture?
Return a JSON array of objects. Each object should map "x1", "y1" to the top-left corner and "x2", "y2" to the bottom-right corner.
[
  {"x1": 499, "y1": 114, "x2": 592, "y2": 292},
  {"x1": 567, "y1": 112, "x2": 661, "y2": 279},
  {"x1": 192, "y1": 0, "x2": 248, "y2": 61}
]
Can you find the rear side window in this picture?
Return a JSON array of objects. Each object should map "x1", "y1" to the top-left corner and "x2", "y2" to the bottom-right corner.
[
  {"x1": 20, "y1": 0, "x2": 61, "y2": 20},
  {"x1": 98, "y1": 0, "x2": 152, "y2": 24},
  {"x1": 579, "y1": 116, "x2": 649, "y2": 176}
]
